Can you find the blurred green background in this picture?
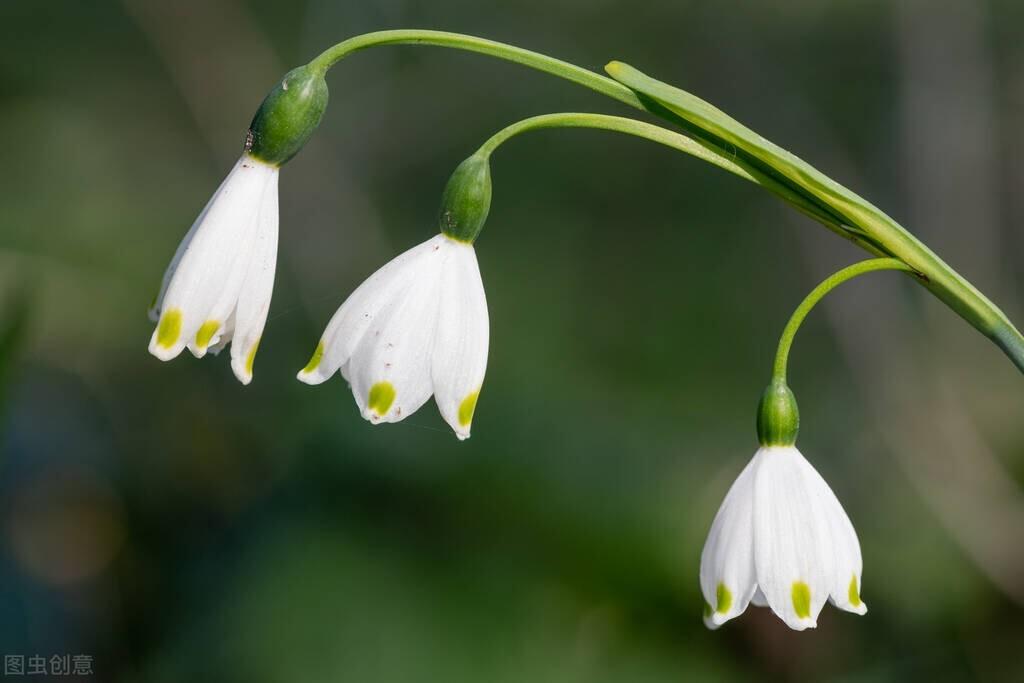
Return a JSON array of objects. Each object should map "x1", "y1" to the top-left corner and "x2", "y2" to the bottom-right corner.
[{"x1": 3, "y1": 1, "x2": 1024, "y2": 681}]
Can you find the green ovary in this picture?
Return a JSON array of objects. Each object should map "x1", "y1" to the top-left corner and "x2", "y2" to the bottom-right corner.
[
  {"x1": 368, "y1": 382, "x2": 396, "y2": 415},
  {"x1": 792, "y1": 581, "x2": 812, "y2": 619},
  {"x1": 715, "y1": 582, "x2": 732, "y2": 614},
  {"x1": 156, "y1": 309, "x2": 183, "y2": 348}
]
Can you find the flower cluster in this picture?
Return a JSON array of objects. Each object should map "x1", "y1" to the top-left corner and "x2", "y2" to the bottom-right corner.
[
  {"x1": 148, "y1": 71, "x2": 493, "y2": 438},
  {"x1": 149, "y1": 60, "x2": 872, "y2": 633}
]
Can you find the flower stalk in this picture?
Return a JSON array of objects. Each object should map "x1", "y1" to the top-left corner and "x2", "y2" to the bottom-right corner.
[
  {"x1": 771, "y1": 258, "x2": 918, "y2": 383},
  {"x1": 605, "y1": 61, "x2": 1024, "y2": 375},
  {"x1": 306, "y1": 30, "x2": 641, "y2": 107},
  {"x1": 300, "y1": 29, "x2": 1024, "y2": 377},
  {"x1": 756, "y1": 258, "x2": 916, "y2": 449}
]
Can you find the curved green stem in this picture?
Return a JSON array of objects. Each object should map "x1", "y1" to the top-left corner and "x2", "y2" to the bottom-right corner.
[
  {"x1": 474, "y1": 113, "x2": 861, "y2": 235},
  {"x1": 303, "y1": 30, "x2": 1024, "y2": 376},
  {"x1": 606, "y1": 62, "x2": 1024, "y2": 375},
  {"x1": 773, "y1": 258, "x2": 918, "y2": 381},
  {"x1": 307, "y1": 31, "x2": 880, "y2": 255},
  {"x1": 478, "y1": 113, "x2": 748, "y2": 172},
  {"x1": 308, "y1": 30, "x2": 641, "y2": 108}
]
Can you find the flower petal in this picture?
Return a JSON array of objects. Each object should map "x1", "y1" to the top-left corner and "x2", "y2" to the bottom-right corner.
[
  {"x1": 700, "y1": 455, "x2": 758, "y2": 629},
  {"x1": 229, "y1": 170, "x2": 279, "y2": 384},
  {"x1": 752, "y1": 446, "x2": 834, "y2": 630},
  {"x1": 802, "y1": 463, "x2": 867, "y2": 616},
  {"x1": 297, "y1": 235, "x2": 447, "y2": 385},
  {"x1": 186, "y1": 175, "x2": 271, "y2": 361},
  {"x1": 149, "y1": 155, "x2": 275, "y2": 362},
  {"x1": 149, "y1": 204, "x2": 205, "y2": 323},
  {"x1": 431, "y1": 240, "x2": 489, "y2": 439},
  {"x1": 346, "y1": 239, "x2": 450, "y2": 423},
  {"x1": 207, "y1": 312, "x2": 235, "y2": 356},
  {"x1": 148, "y1": 157, "x2": 245, "y2": 323}
]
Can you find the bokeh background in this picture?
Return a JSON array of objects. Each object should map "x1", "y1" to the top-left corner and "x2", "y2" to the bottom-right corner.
[{"x1": 3, "y1": 1, "x2": 1024, "y2": 680}]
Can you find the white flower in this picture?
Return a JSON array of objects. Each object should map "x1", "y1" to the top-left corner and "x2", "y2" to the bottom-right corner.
[
  {"x1": 297, "y1": 233, "x2": 489, "y2": 439},
  {"x1": 148, "y1": 154, "x2": 279, "y2": 384},
  {"x1": 700, "y1": 446, "x2": 866, "y2": 630}
]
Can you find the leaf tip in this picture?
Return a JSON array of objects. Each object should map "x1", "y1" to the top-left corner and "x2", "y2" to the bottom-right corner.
[{"x1": 604, "y1": 61, "x2": 626, "y2": 77}]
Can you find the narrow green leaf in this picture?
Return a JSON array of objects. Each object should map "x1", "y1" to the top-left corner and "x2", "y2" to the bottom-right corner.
[
  {"x1": 606, "y1": 60, "x2": 1024, "y2": 374},
  {"x1": 605, "y1": 62, "x2": 896, "y2": 240}
]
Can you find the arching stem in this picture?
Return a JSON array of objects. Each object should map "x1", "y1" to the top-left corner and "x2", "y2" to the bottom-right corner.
[
  {"x1": 304, "y1": 30, "x2": 1024, "y2": 376},
  {"x1": 773, "y1": 258, "x2": 918, "y2": 382},
  {"x1": 474, "y1": 113, "x2": 861, "y2": 238},
  {"x1": 307, "y1": 32, "x2": 883, "y2": 255},
  {"x1": 308, "y1": 30, "x2": 641, "y2": 107}
]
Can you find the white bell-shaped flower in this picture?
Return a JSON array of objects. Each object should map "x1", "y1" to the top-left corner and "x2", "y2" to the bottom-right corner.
[
  {"x1": 298, "y1": 233, "x2": 489, "y2": 439},
  {"x1": 148, "y1": 154, "x2": 279, "y2": 384},
  {"x1": 700, "y1": 445, "x2": 867, "y2": 631}
]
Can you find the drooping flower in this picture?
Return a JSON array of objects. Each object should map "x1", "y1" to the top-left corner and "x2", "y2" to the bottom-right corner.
[
  {"x1": 700, "y1": 380, "x2": 866, "y2": 630},
  {"x1": 148, "y1": 155, "x2": 279, "y2": 384},
  {"x1": 148, "y1": 64, "x2": 327, "y2": 384},
  {"x1": 298, "y1": 154, "x2": 493, "y2": 438},
  {"x1": 297, "y1": 233, "x2": 489, "y2": 439},
  {"x1": 700, "y1": 445, "x2": 866, "y2": 630}
]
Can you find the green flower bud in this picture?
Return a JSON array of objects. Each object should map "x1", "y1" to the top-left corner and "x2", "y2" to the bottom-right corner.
[
  {"x1": 756, "y1": 379, "x2": 799, "y2": 447},
  {"x1": 438, "y1": 155, "x2": 492, "y2": 243},
  {"x1": 246, "y1": 65, "x2": 329, "y2": 166}
]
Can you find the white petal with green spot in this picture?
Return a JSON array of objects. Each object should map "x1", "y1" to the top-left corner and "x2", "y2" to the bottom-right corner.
[
  {"x1": 148, "y1": 154, "x2": 279, "y2": 385},
  {"x1": 699, "y1": 445, "x2": 866, "y2": 631},
  {"x1": 299, "y1": 234, "x2": 491, "y2": 439}
]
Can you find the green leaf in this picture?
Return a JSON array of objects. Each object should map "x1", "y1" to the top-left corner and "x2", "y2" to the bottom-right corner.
[
  {"x1": 606, "y1": 60, "x2": 1024, "y2": 374},
  {"x1": 606, "y1": 62, "x2": 892, "y2": 240}
]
